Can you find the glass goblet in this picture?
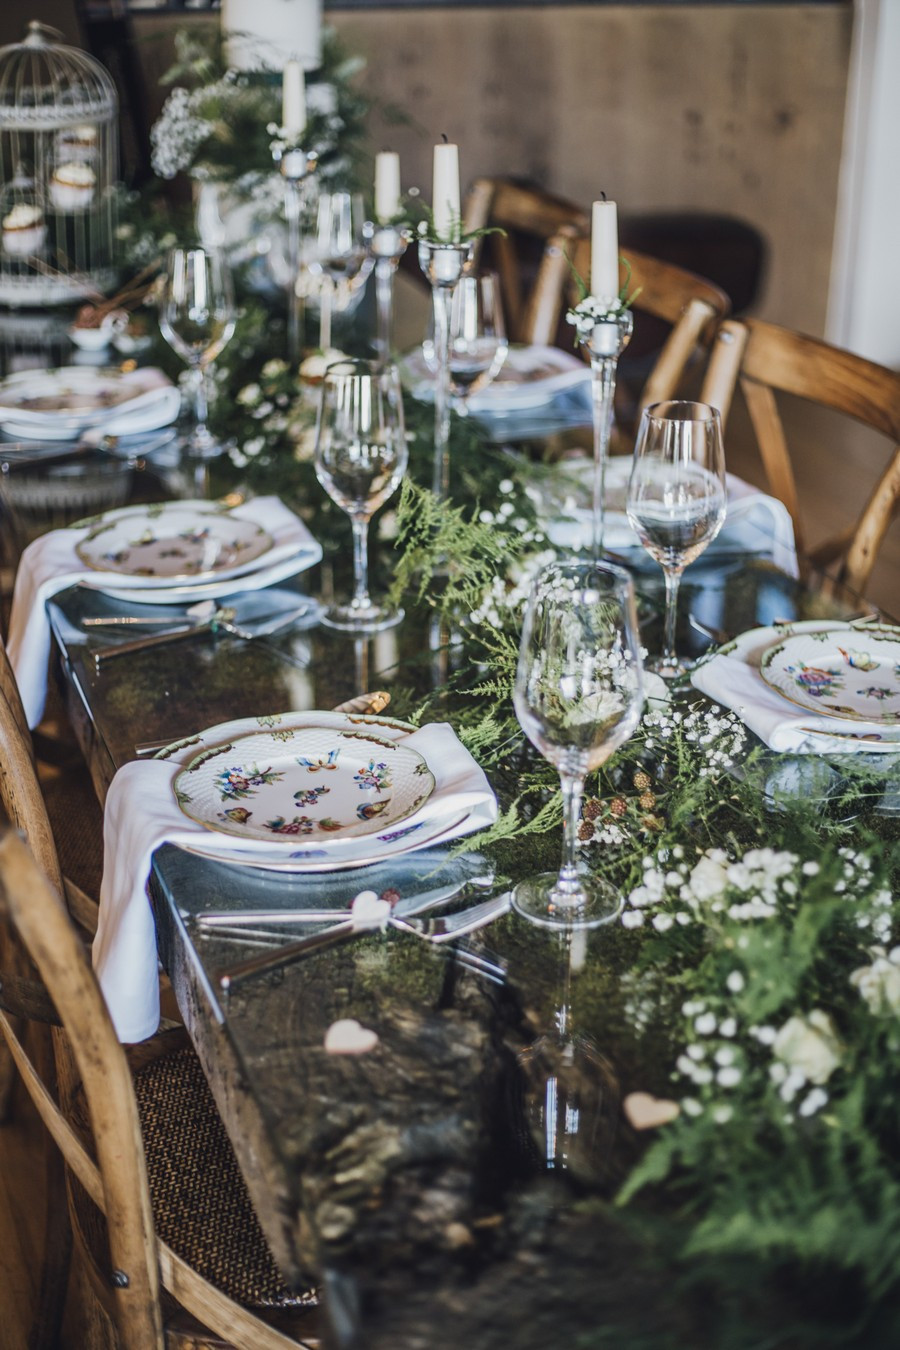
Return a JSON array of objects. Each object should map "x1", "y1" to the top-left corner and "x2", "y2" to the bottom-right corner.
[
  {"x1": 447, "y1": 272, "x2": 508, "y2": 413},
  {"x1": 315, "y1": 359, "x2": 408, "y2": 632},
  {"x1": 626, "y1": 400, "x2": 727, "y2": 678},
  {"x1": 158, "y1": 247, "x2": 236, "y2": 458},
  {"x1": 512, "y1": 560, "x2": 644, "y2": 930},
  {"x1": 310, "y1": 192, "x2": 373, "y2": 353}
]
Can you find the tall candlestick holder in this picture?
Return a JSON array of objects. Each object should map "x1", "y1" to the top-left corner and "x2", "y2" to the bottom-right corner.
[
  {"x1": 578, "y1": 312, "x2": 633, "y2": 556},
  {"x1": 371, "y1": 224, "x2": 411, "y2": 366},
  {"x1": 418, "y1": 238, "x2": 473, "y2": 500},
  {"x1": 273, "y1": 145, "x2": 318, "y2": 365}
]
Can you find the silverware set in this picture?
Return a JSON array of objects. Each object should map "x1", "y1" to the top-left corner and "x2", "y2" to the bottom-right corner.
[{"x1": 211, "y1": 891, "x2": 512, "y2": 993}]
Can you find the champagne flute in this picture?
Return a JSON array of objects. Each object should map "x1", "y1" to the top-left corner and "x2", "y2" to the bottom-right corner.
[
  {"x1": 158, "y1": 247, "x2": 236, "y2": 457},
  {"x1": 315, "y1": 359, "x2": 407, "y2": 632},
  {"x1": 626, "y1": 400, "x2": 727, "y2": 678},
  {"x1": 513, "y1": 560, "x2": 644, "y2": 930},
  {"x1": 311, "y1": 193, "x2": 373, "y2": 353}
]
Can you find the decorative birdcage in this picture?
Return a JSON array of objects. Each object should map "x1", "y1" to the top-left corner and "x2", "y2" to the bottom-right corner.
[{"x1": 0, "y1": 21, "x2": 118, "y2": 306}]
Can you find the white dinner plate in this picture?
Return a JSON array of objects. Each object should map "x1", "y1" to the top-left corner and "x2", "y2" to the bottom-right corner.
[
  {"x1": 759, "y1": 627, "x2": 900, "y2": 725},
  {"x1": 174, "y1": 724, "x2": 437, "y2": 846},
  {"x1": 155, "y1": 709, "x2": 490, "y2": 871},
  {"x1": 0, "y1": 366, "x2": 178, "y2": 438},
  {"x1": 74, "y1": 503, "x2": 273, "y2": 584},
  {"x1": 401, "y1": 343, "x2": 587, "y2": 412}
]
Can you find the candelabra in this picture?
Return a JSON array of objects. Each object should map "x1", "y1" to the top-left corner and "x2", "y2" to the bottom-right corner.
[
  {"x1": 273, "y1": 145, "x2": 318, "y2": 365},
  {"x1": 418, "y1": 238, "x2": 472, "y2": 500},
  {"x1": 370, "y1": 224, "x2": 410, "y2": 366},
  {"x1": 578, "y1": 312, "x2": 633, "y2": 556}
]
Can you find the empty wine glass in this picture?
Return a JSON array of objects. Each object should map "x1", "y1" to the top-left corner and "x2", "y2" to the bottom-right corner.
[
  {"x1": 447, "y1": 272, "x2": 508, "y2": 412},
  {"x1": 422, "y1": 272, "x2": 508, "y2": 413},
  {"x1": 626, "y1": 400, "x2": 727, "y2": 678},
  {"x1": 513, "y1": 560, "x2": 644, "y2": 930},
  {"x1": 158, "y1": 247, "x2": 236, "y2": 457},
  {"x1": 315, "y1": 359, "x2": 408, "y2": 632},
  {"x1": 310, "y1": 192, "x2": 373, "y2": 352}
]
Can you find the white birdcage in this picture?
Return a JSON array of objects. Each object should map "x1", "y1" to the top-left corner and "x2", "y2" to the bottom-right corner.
[{"x1": 0, "y1": 21, "x2": 118, "y2": 307}]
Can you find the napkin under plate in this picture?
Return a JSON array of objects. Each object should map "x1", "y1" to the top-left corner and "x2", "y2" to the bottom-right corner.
[
  {"x1": 7, "y1": 496, "x2": 322, "y2": 728},
  {"x1": 691, "y1": 620, "x2": 900, "y2": 753},
  {"x1": 94, "y1": 712, "x2": 498, "y2": 1042}
]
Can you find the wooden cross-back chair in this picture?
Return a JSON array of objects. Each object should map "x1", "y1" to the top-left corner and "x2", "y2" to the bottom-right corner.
[
  {"x1": 462, "y1": 177, "x2": 590, "y2": 343},
  {"x1": 0, "y1": 810, "x2": 321, "y2": 1349},
  {"x1": 532, "y1": 229, "x2": 731, "y2": 418},
  {"x1": 700, "y1": 317, "x2": 900, "y2": 596}
]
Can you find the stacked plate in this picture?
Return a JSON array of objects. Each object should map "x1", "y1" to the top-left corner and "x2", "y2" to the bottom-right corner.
[
  {"x1": 0, "y1": 366, "x2": 180, "y2": 441},
  {"x1": 157, "y1": 710, "x2": 497, "y2": 872},
  {"x1": 72, "y1": 498, "x2": 322, "y2": 604},
  {"x1": 692, "y1": 620, "x2": 900, "y2": 754}
]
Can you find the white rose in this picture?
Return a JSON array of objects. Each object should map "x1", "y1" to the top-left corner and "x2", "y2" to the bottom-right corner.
[
  {"x1": 772, "y1": 1010, "x2": 842, "y2": 1085},
  {"x1": 850, "y1": 949, "x2": 900, "y2": 1016}
]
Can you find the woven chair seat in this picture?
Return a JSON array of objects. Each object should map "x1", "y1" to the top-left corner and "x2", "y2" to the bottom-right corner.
[{"x1": 133, "y1": 1044, "x2": 318, "y2": 1313}]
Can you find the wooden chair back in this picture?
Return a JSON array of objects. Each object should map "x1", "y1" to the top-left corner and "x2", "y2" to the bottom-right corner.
[
  {"x1": 462, "y1": 178, "x2": 590, "y2": 342},
  {"x1": 0, "y1": 823, "x2": 315, "y2": 1349},
  {"x1": 701, "y1": 317, "x2": 900, "y2": 595},
  {"x1": 533, "y1": 230, "x2": 731, "y2": 414}
]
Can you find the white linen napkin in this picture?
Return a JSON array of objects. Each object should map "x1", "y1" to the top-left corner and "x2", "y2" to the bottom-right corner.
[
  {"x1": 7, "y1": 497, "x2": 322, "y2": 729},
  {"x1": 0, "y1": 367, "x2": 181, "y2": 440},
  {"x1": 93, "y1": 717, "x2": 498, "y2": 1042},
  {"x1": 691, "y1": 622, "x2": 900, "y2": 753}
]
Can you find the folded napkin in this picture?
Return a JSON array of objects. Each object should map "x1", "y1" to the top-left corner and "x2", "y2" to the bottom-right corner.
[
  {"x1": 7, "y1": 497, "x2": 321, "y2": 729},
  {"x1": 538, "y1": 465, "x2": 798, "y2": 578},
  {"x1": 94, "y1": 716, "x2": 498, "y2": 1042},
  {"x1": 691, "y1": 621, "x2": 900, "y2": 753}
]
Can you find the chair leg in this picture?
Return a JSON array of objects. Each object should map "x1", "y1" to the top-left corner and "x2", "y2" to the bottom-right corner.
[
  {"x1": 29, "y1": 1133, "x2": 72, "y2": 1350},
  {"x1": 0, "y1": 1021, "x2": 22, "y2": 1123}
]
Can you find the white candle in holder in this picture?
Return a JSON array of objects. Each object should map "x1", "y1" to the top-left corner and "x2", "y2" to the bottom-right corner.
[
  {"x1": 282, "y1": 60, "x2": 306, "y2": 138},
  {"x1": 432, "y1": 141, "x2": 460, "y2": 242},
  {"x1": 590, "y1": 198, "x2": 619, "y2": 305},
  {"x1": 375, "y1": 151, "x2": 401, "y2": 224}
]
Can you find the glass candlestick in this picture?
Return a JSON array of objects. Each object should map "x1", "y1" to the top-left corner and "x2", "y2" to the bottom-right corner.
[
  {"x1": 273, "y1": 146, "x2": 318, "y2": 366},
  {"x1": 418, "y1": 238, "x2": 473, "y2": 500},
  {"x1": 578, "y1": 312, "x2": 633, "y2": 557},
  {"x1": 371, "y1": 224, "x2": 410, "y2": 366}
]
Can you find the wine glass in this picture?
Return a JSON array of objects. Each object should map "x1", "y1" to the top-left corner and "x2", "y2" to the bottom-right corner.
[
  {"x1": 310, "y1": 193, "x2": 373, "y2": 353},
  {"x1": 422, "y1": 272, "x2": 508, "y2": 413},
  {"x1": 447, "y1": 272, "x2": 508, "y2": 412},
  {"x1": 512, "y1": 560, "x2": 644, "y2": 930},
  {"x1": 314, "y1": 359, "x2": 408, "y2": 632},
  {"x1": 626, "y1": 400, "x2": 727, "y2": 678},
  {"x1": 158, "y1": 247, "x2": 236, "y2": 457}
]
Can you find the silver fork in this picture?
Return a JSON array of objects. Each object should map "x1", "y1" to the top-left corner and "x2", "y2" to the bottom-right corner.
[{"x1": 389, "y1": 892, "x2": 511, "y2": 943}]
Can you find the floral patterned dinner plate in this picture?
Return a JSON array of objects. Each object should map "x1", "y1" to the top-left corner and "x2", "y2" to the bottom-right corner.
[
  {"x1": 73, "y1": 501, "x2": 273, "y2": 585},
  {"x1": 174, "y1": 725, "x2": 437, "y2": 846},
  {"x1": 760, "y1": 628, "x2": 900, "y2": 725}
]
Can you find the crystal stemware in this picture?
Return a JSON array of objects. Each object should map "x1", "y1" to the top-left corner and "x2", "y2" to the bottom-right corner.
[
  {"x1": 512, "y1": 560, "x2": 644, "y2": 930},
  {"x1": 310, "y1": 192, "x2": 373, "y2": 353},
  {"x1": 314, "y1": 359, "x2": 408, "y2": 632},
  {"x1": 158, "y1": 247, "x2": 236, "y2": 458},
  {"x1": 445, "y1": 272, "x2": 508, "y2": 413},
  {"x1": 626, "y1": 399, "x2": 727, "y2": 678}
]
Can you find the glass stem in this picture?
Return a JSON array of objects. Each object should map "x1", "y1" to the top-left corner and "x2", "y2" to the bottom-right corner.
[
  {"x1": 432, "y1": 285, "x2": 452, "y2": 500},
  {"x1": 589, "y1": 355, "x2": 616, "y2": 558},
  {"x1": 662, "y1": 568, "x2": 682, "y2": 666},
  {"x1": 351, "y1": 516, "x2": 370, "y2": 609},
  {"x1": 320, "y1": 281, "x2": 333, "y2": 353},
  {"x1": 194, "y1": 363, "x2": 209, "y2": 437},
  {"x1": 556, "y1": 771, "x2": 585, "y2": 901},
  {"x1": 374, "y1": 257, "x2": 394, "y2": 365}
]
